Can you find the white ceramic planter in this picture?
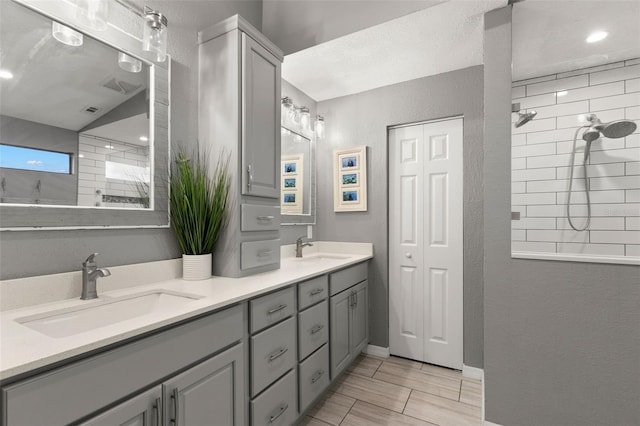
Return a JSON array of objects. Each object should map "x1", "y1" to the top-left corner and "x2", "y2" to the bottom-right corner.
[{"x1": 182, "y1": 253, "x2": 212, "y2": 281}]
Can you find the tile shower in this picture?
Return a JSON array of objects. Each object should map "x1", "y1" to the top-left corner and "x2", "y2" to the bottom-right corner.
[{"x1": 511, "y1": 58, "x2": 640, "y2": 261}]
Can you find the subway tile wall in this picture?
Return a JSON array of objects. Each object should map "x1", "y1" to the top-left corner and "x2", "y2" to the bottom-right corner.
[
  {"x1": 78, "y1": 136, "x2": 150, "y2": 208},
  {"x1": 511, "y1": 59, "x2": 640, "y2": 260}
]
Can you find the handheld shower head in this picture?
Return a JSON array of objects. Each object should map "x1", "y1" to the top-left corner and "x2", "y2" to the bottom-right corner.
[{"x1": 582, "y1": 113, "x2": 637, "y2": 142}]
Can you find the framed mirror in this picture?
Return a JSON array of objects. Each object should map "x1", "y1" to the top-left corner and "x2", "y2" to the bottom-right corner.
[
  {"x1": 281, "y1": 126, "x2": 315, "y2": 224},
  {"x1": 0, "y1": 0, "x2": 169, "y2": 230}
]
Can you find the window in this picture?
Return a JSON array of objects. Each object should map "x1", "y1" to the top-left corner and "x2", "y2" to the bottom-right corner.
[{"x1": 0, "y1": 144, "x2": 72, "y2": 174}]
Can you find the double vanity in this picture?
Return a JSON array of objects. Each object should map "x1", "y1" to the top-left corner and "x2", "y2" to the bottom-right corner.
[{"x1": 0, "y1": 243, "x2": 372, "y2": 425}]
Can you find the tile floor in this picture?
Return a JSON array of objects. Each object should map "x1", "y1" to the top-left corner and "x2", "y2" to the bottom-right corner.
[{"x1": 299, "y1": 354, "x2": 482, "y2": 426}]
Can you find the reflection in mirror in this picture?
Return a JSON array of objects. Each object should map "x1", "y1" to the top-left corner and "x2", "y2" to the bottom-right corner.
[
  {"x1": 510, "y1": 1, "x2": 640, "y2": 264},
  {"x1": 0, "y1": 0, "x2": 151, "y2": 209},
  {"x1": 281, "y1": 127, "x2": 311, "y2": 216}
]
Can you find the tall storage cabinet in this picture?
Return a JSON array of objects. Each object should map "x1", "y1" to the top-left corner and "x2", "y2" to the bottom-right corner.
[{"x1": 198, "y1": 15, "x2": 284, "y2": 278}]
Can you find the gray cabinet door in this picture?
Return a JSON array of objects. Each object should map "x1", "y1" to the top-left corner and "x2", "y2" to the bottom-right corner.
[
  {"x1": 162, "y1": 343, "x2": 245, "y2": 426},
  {"x1": 330, "y1": 290, "x2": 352, "y2": 379},
  {"x1": 351, "y1": 281, "x2": 368, "y2": 355},
  {"x1": 80, "y1": 386, "x2": 162, "y2": 426},
  {"x1": 241, "y1": 32, "x2": 281, "y2": 199}
]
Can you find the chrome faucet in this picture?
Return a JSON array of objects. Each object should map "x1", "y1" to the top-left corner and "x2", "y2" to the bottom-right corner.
[
  {"x1": 295, "y1": 236, "x2": 313, "y2": 258},
  {"x1": 81, "y1": 253, "x2": 111, "y2": 300}
]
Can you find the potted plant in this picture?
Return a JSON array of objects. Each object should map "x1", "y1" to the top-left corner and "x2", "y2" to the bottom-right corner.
[{"x1": 170, "y1": 147, "x2": 230, "y2": 280}]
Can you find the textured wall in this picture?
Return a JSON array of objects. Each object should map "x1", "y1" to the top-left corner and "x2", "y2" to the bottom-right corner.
[
  {"x1": 484, "y1": 7, "x2": 640, "y2": 425},
  {"x1": 0, "y1": 1, "x2": 263, "y2": 280},
  {"x1": 511, "y1": 59, "x2": 640, "y2": 258},
  {"x1": 316, "y1": 66, "x2": 485, "y2": 367}
]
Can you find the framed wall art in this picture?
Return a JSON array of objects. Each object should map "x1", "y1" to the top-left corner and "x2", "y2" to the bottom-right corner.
[
  {"x1": 333, "y1": 146, "x2": 367, "y2": 212},
  {"x1": 281, "y1": 154, "x2": 304, "y2": 214}
]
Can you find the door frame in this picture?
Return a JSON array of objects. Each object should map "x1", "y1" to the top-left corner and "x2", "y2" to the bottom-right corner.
[{"x1": 386, "y1": 115, "x2": 464, "y2": 368}]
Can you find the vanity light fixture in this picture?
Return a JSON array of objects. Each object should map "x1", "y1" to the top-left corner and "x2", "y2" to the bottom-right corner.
[
  {"x1": 586, "y1": 30, "x2": 608, "y2": 43},
  {"x1": 52, "y1": 21, "x2": 83, "y2": 46},
  {"x1": 118, "y1": 52, "x2": 142, "y2": 73},
  {"x1": 76, "y1": 0, "x2": 109, "y2": 31},
  {"x1": 0, "y1": 69, "x2": 13, "y2": 80},
  {"x1": 299, "y1": 107, "x2": 311, "y2": 132},
  {"x1": 315, "y1": 115, "x2": 325, "y2": 139},
  {"x1": 142, "y1": 7, "x2": 168, "y2": 62}
]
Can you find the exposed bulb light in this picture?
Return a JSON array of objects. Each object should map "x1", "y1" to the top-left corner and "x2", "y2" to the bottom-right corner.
[
  {"x1": 586, "y1": 31, "x2": 608, "y2": 43},
  {"x1": 315, "y1": 115, "x2": 325, "y2": 139},
  {"x1": 139, "y1": 136, "x2": 149, "y2": 142},
  {"x1": 556, "y1": 90, "x2": 568, "y2": 97},
  {"x1": 118, "y1": 52, "x2": 142, "y2": 73},
  {"x1": 299, "y1": 106, "x2": 310, "y2": 131},
  {"x1": 52, "y1": 22, "x2": 83, "y2": 46},
  {"x1": 143, "y1": 7, "x2": 168, "y2": 62},
  {"x1": 0, "y1": 69, "x2": 13, "y2": 80},
  {"x1": 76, "y1": 0, "x2": 109, "y2": 31}
]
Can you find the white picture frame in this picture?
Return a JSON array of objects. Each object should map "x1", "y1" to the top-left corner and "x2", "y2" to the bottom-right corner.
[
  {"x1": 334, "y1": 146, "x2": 367, "y2": 212},
  {"x1": 281, "y1": 154, "x2": 304, "y2": 214}
]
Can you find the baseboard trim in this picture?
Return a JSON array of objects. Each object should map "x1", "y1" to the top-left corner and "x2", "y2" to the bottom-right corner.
[
  {"x1": 483, "y1": 421, "x2": 503, "y2": 426},
  {"x1": 363, "y1": 345, "x2": 390, "y2": 358},
  {"x1": 462, "y1": 364, "x2": 484, "y2": 381}
]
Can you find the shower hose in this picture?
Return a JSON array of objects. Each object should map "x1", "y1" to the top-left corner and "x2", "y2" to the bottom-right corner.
[{"x1": 566, "y1": 125, "x2": 591, "y2": 231}]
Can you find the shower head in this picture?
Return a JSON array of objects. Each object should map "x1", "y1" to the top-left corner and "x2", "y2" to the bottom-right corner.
[
  {"x1": 514, "y1": 110, "x2": 537, "y2": 128},
  {"x1": 582, "y1": 113, "x2": 637, "y2": 142}
]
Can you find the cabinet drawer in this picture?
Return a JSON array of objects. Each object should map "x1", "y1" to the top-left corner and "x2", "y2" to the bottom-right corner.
[
  {"x1": 2, "y1": 304, "x2": 244, "y2": 426},
  {"x1": 251, "y1": 317, "x2": 296, "y2": 396},
  {"x1": 329, "y1": 262, "x2": 367, "y2": 296},
  {"x1": 251, "y1": 369, "x2": 296, "y2": 426},
  {"x1": 250, "y1": 286, "x2": 295, "y2": 333},
  {"x1": 241, "y1": 239, "x2": 280, "y2": 271},
  {"x1": 241, "y1": 204, "x2": 280, "y2": 231},
  {"x1": 298, "y1": 275, "x2": 328, "y2": 310},
  {"x1": 298, "y1": 344, "x2": 329, "y2": 414},
  {"x1": 298, "y1": 300, "x2": 328, "y2": 361}
]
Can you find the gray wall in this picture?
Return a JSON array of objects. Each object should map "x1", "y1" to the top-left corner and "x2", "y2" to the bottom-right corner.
[
  {"x1": 0, "y1": 1, "x2": 263, "y2": 280},
  {"x1": 316, "y1": 66, "x2": 485, "y2": 367},
  {"x1": 483, "y1": 7, "x2": 640, "y2": 425}
]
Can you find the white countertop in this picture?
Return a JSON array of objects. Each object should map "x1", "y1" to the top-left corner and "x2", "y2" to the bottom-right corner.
[{"x1": 0, "y1": 242, "x2": 372, "y2": 381}]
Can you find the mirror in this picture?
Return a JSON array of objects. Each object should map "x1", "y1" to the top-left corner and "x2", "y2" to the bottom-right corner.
[
  {"x1": 510, "y1": 2, "x2": 640, "y2": 263},
  {"x1": 0, "y1": 0, "x2": 169, "y2": 229},
  {"x1": 280, "y1": 125, "x2": 315, "y2": 224}
]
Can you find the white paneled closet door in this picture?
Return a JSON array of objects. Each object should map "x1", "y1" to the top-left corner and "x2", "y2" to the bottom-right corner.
[{"x1": 389, "y1": 117, "x2": 463, "y2": 370}]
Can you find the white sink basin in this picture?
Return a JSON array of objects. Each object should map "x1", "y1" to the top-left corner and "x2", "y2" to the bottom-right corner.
[
  {"x1": 16, "y1": 290, "x2": 203, "y2": 338},
  {"x1": 291, "y1": 254, "x2": 351, "y2": 262}
]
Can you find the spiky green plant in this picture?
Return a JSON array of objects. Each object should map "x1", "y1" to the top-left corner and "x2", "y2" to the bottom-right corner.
[{"x1": 170, "y1": 147, "x2": 231, "y2": 255}]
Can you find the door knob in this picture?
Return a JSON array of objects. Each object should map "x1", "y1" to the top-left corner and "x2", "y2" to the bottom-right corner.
[{"x1": 405, "y1": 253, "x2": 412, "y2": 259}]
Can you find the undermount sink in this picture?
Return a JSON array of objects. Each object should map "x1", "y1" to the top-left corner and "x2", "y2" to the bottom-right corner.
[
  {"x1": 16, "y1": 290, "x2": 204, "y2": 338},
  {"x1": 291, "y1": 254, "x2": 351, "y2": 262}
]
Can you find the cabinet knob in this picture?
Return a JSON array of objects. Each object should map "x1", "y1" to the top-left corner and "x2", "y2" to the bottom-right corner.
[{"x1": 405, "y1": 253, "x2": 413, "y2": 259}]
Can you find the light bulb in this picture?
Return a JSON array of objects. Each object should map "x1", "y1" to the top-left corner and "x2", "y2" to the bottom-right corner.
[
  {"x1": 300, "y1": 107, "x2": 310, "y2": 131},
  {"x1": 315, "y1": 116, "x2": 325, "y2": 139}
]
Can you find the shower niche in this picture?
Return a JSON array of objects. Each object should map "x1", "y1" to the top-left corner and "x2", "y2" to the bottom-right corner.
[{"x1": 510, "y1": 1, "x2": 640, "y2": 265}]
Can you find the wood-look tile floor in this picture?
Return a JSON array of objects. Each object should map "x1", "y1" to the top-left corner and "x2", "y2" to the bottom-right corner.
[{"x1": 298, "y1": 354, "x2": 481, "y2": 426}]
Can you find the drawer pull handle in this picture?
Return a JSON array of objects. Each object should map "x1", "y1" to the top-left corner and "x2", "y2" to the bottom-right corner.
[
  {"x1": 311, "y1": 369, "x2": 325, "y2": 384},
  {"x1": 267, "y1": 304, "x2": 287, "y2": 314},
  {"x1": 171, "y1": 388, "x2": 180, "y2": 425},
  {"x1": 153, "y1": 396, "x2": 161, "y2": 426},
  {"x1": 310, "y1": 324, "x2": 324, "y2": 335},
  {"x1": 310, "y1": 288, "x2": 324, "y2": 296},
  {"x1": 257, "y1": 215, "x2": 275, "y2": 221},
  {"x1": 269, "y1": 403, "x2": 289, "y2": 423},
  {"x1": 268, "y1": 347, "x2": 289, "y2": 361},
  {"x1": 258, "y1": 250, "x2": 273, "y2": 258}
]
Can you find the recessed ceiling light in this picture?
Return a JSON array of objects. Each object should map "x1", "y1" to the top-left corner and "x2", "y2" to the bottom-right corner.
[
  {"x1": 0, "y1": 69, "x2": 13, "y2": 79},
  {"x1": 586, "y1": 31, "x2": 608, "y2": 43},
  {"x1": 139, "y1": 136, "x2": 148, "y2": 142},
  {"x1": 557, "y1": 90, "x2": 568, "y2": 97}
]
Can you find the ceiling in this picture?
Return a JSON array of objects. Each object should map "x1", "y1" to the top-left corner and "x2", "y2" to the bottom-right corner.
[
  {"x1": 283, "y1": 0, "x2": 640, "y2": 101},
  {"x1": 282, "y1": 0, "x2": 508, "y2": 101},
  {"x1": 512, "y1": 0, "x2": 640, "y2": 81}
]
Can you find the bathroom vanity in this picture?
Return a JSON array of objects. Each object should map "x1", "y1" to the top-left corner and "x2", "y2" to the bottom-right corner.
[{"x1": 0, "y1": 243, "x2": 372, "y2": 426}]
